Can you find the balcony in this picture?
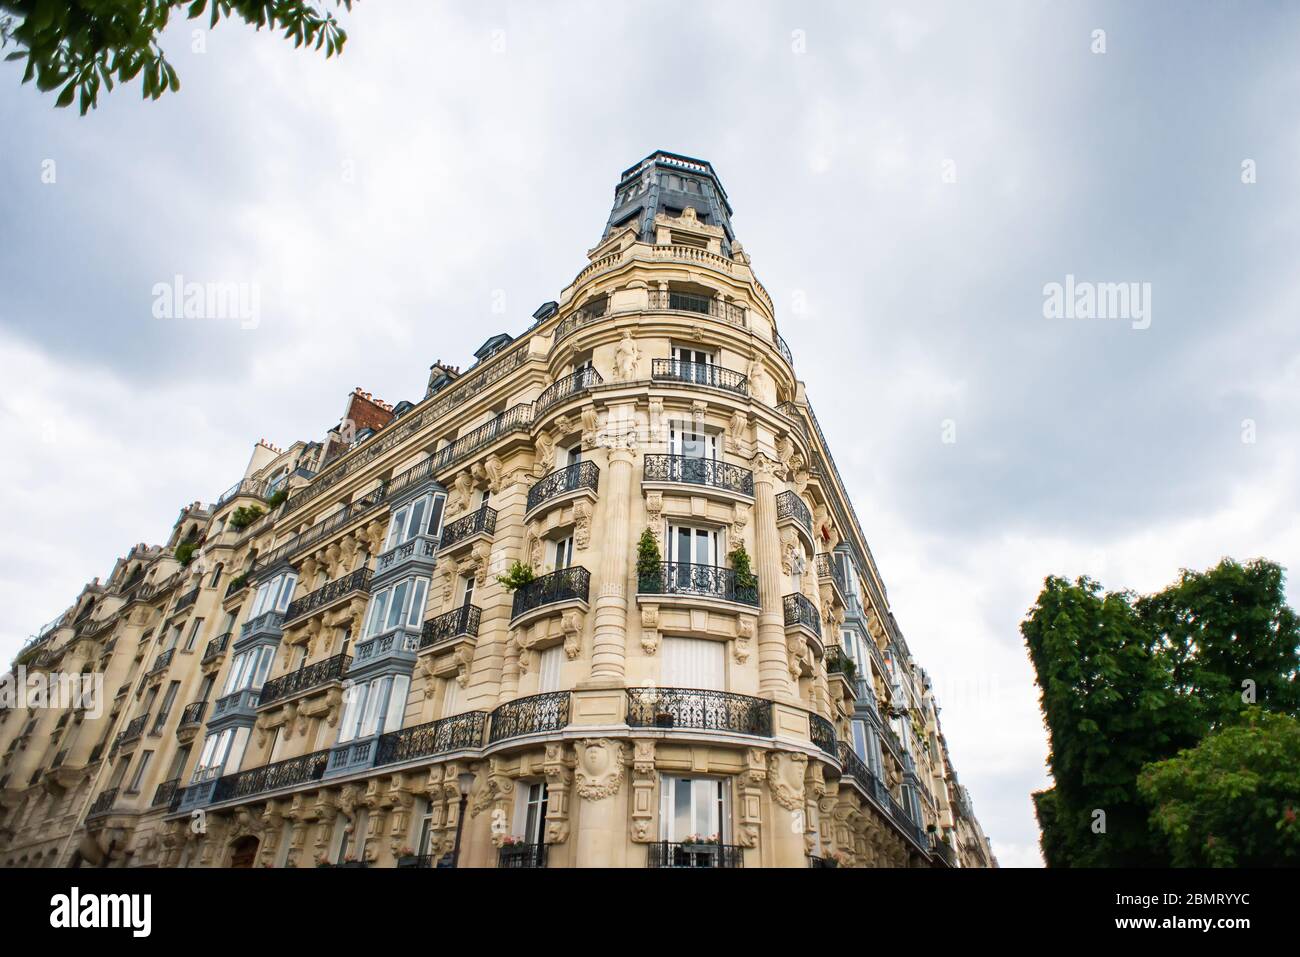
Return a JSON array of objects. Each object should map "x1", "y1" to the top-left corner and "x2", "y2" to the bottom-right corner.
[
  {"x1": 420, "y1": 604, "x2": 481, "y2": 651},
  {"x1": 775, "y1": 490, "x2": 812, "y2": 535},
  {"x1": 148, "y1": 647, "x2": 175, "y2": 676},
  {"x1": 236, "y1": 610, "x2": 284, "y2": 649},
  {"x1": 535, "y1": 366, "x2": 603, "y2": 416},
  {"x1": 151, "y1": 778, "x2": 181, "y2": 810},
  {"x1": 396, "y1": 854, "x2": 435, "y2": 869},
  {"x1": 647, "y1": 841, "x2": 744, "y2": 869},
  {"x1": 837, "y1": 741, "x2": 890, "y2": 806},
  {"x1": 351, "y1": 627, "x2": 420, "y2": 671},
  {"x1": 645, "y1": 289, "x2": 745, "y2": 328},
  {"x1": 488, "y1": 691, "x2": 571, "y2": 744},
  {"x1": 210, "y1": 687, "x2": 260, "y2": 725},
  {"x1": 526, "y1": 461, "x2": 600, "y2": 515},
  {"x1": 178, "y1": 700, "x2": 206, "y2": 730},
  {"x1": 210, "y1": 748, "x2": 331, "y2": 804},
  {"x1": 118, "y1": 713, "x2": 149, "y2": 745},
  {"x1": 282, "y1": 568, "x2": 371, "y2": 625},
  {"x1": 553, "y1": 300, "x2": 608, "y2": 345},
  {"x1": 809, "y1": 712, "x2": 837, "y2": 756},
  {"x1": 807, "y1": 854, "x2": 837, "y2": 868},
  {"x1": 783, "y1": 593, "x2": 822, "y2": 642},
  {"x1": 651, "y1": 358, "x2": 748, "y2": 398},
  {"x1": 86, "y1": 787, "x2": 119, "y2": 819},
  {"x1": 428, "y1": 403, "x2": 534, "y2": 476},
  {"x1": 511, "y1": 567, "x2": 591, "y2": 620},
  {"x1": 374, "y1": 533, "x2": 439, "y2": 582},
  {"x1": 257, "y1": 653, "x2": 350, "y2": 708},
  {"x1": 375, "y1": 710, "x2": 487, "y2": 765},
  {"x1": 626, "y1": 687, "x2": 772, "y2": 737},
  {"x1": 930, "y1": 833, "x2": 958, "y2": 867},
  {"x1": 202, "y1": 631, "x2": 231, "y2": 663},
  {"x1": 174, "y1": 586, "x2": 200, "y2": 613},
  {"x1": 815, "y1": 553, "x2": 846, "y2": 604},
  {"x1": 642, "y1": 454, "x2": 753, "y2": 497},
  {"x1": 224, "y1": 574, "x2": 250, "y2": 601},
  {"x1": 498, "y1": 842, "x2": 547, "y2": 868},
  {"x1": 637, "y1": 562, "x2": 758, "y2": 607},
  {"x1": 440, "y1": 505, "x2": 497, "y2": 552}
]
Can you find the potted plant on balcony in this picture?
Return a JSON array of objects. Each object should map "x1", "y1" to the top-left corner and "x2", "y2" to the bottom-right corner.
[
  {"x1": 636, "y1": 527, "x2": 662, "y2": 592},
  {"x1": 496, "y1": 560, "x2": 536, "y2": 592},
  {"x1": 229, "y1": 505, "x2": 264, "y2": 531},
  {"x1": 266, "y1": 488, "x2": 289, "y2": 508},
  {"x1": 728, "y1": 544, "x2": 757, "y2": 601},
  {"x1": 174, "y1": 541, "x2": 198, "y2": 566}
]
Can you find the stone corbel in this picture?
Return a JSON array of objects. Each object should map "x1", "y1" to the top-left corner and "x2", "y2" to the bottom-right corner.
[
  {"x1": 471, "y1": 542, "x2": 491, "y2": 584},
  {"x1": 804, "y1": 761, "x2": 826, "y2": 855},
  {"x1": 766, "y1": 751, "x2": 808, "y2": 813},
  {"x1": 543, "y1": 743, "x2": 574, "y2": 845},
  {"x1": 728, "y1": 410, "x2": 749, "y2": 453},
  {"x1": 735, "y1": 615, "x2": 754, "y2": 664},
  {"x1": 573, "y1": 499, "x2": 592, "y2": 549},
  {"x1": 561, "y1": 610, "x2": 584, "y2": 660},
  {"x1": 580, "y1": 404, "x2": 600, "y2": 448},
  {"x1": 787, "y1": 634, "x2": 809, "y2": 679},
  {"x1": 450, "y1": 471, "x2": 474, "y2": 515},
  {"x1": 454, "y1": 644, "x2": 474, "y2": 687},
  {"x1": 574, "y1": 738, "x2": 624, "y2": 801},
  {"x1": 640, "y1": 605, "x2": 660, "y2": 656},
  {"x1": 629, "y1": 740, "x2": 657, "y2": 843},
  {"x1": 735, "y1": 749, "x2": 767, "y2": 848},
  {"x1": 533, "y1": 430, "x2": 557, "y2": 477}
]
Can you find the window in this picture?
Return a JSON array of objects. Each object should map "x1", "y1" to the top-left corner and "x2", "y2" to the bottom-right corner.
[
  {"x1": 561, "y1": 443, "x2": 583, "y2": 468},
  {"x1": 552, "y1": 535, "x2": 574, "y2": 570},
  {"x1": 364, "y1": 577, "x2": 431, "y2": 637},
  {"x1": 166, "y1": 745, "x2": 190, "y2": 782},
  {"x1": 126, "y1": 751, "x2": 153, "y2": 794},
  {"x1": 184, "y1": 617, "x2": 204, "y2": 651},
  {"x1": 164, "y1": 624, "x2": 182, "y2": 650},
  {"x1": 416, "y1": 802, "x2": 435, "y2": 856},
  {"x1": 671, "y1": 345, "x2": 717, "y2": 387},
  {"x1": 249, "y1": 571, "x2": 298, "y2": 618},
  {"x1": 537, "y1": 646, "x2": 564, "y2": 693},
  {"x1": 459, "y1": 575, "x2": 475, "y2": 608},
  {"x1": 517, "y1": 782, "x2": 549, "y2": 843},
  {"x1": 209, "y1": 563, "x2": 224, "y2": 589},
  {"x1": 384, "y1": 492, "x2": 446, "y2": 551},
  {"x1": 660, "y1": 776, "x2": 729, "y2": 843},
  {"x1": 661, "y1": 637, "x2": 724, "y2": 690},
  {"x1": 441, "y1": 677, "x2": 460, "y2": 717},
  {"x1": 669, "y1": 419, "x2": 717, "y2": 461},
  {"x1": 153, "y1": 682, "x2": 180, "y2": 732},
  {"x1": 338, "y1": 674, "x2": 410, "y2": 743},
  {"x1": 666, "y1": 523, "x2": 720, "y2": 566},
  {"x1": 223, "y1": 645, "x2": 275, "y2": 695}
]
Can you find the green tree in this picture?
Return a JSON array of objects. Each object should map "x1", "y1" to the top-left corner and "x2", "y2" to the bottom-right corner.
[
  {"x1": 635, "y1": 528, "x2": 661, "y2": 591},
  {"x1": 1137, "y1": 710, "x2": 1300, "y2": 867},
  {"x1": 1, "y1": 0, "x2": 350, "y2": 115}
]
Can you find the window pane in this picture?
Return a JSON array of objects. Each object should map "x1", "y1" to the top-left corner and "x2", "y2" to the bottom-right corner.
[
  {"x1": 367, "y1": 591, "x2": 390, "y2": 637},
  {"x1": 406, "y1": 499, "x2": 427, "y2": 543},
  {"x1": 386, "y1": 581, "x2": 409, "y2": 629},
  {"x1": 406, "y1": 579, "x2": 428, "y2": 627},
  {"x1": 674, "y1": 778, "x2": 691, "y2": 840}
]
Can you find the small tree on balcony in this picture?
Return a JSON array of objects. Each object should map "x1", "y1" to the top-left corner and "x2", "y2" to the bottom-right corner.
[
  {"x1": 497, "y1": 560, "x2": 536, "y2": 592},
  {"x1": 636, "y1": 528, "x2": 662, "y2": 591},
  {"x1": 728, "y1": 543, "x2": 757, "y2": 593},
  {"x1": 229, "y1": 505, "x2": 264, "y2": 531},
  {"x1": 174, "y1": 542, "x2": 197, "y2": 566},
  {"x1": 266, "y1": 488, "x2": 289, "y2": 508}
]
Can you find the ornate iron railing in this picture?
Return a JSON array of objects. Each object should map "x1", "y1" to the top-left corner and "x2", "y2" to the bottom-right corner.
[
  {"x1": 498, "y1": 842, "x2": 547, "y2": 868},
  {"x1": 647, "y1": 841, "x2": 744, "y2": 869},
  {"x1": 626, "y1": 687, "x2": 773, "y2": 736},
  {"x1": 642, "y1": 454, "x2": 753, "y2": 496},
  {"x1": 174, "y1": 586, "x2": 200, "y2": 613},
  {"x1": 119, "y1": 714, "x2": 149, "y2": 743},
  {"x1": 202, "y1": 631, "x2": 231, "y2": 663},
  {"x1": 224, "y1": 575, "x2": 250, "y2": 599},
  {"x1": 824, "y1": 645, "x2": 857, "y2": 682},
  {"x1": 420, "y1": 604, "x2": 481, "y2": 649},
  {"x1": 773, "y1": 329, "x2": 793, "y2": 366},
  {"x1": 178, "y1": 701, "x2": 206, "y2": 727},
  {"x1": 535, "y1": 366, "x2": 603, "y2": 415},
  {"x1": 637, "y1": 561, "x2": 758, "y2": 607},
  {"x1": 254, "y1": 483, "x2": 390, "y2": 573},
  {"x1": 149, "y1": 647, "x2": 175, "y2": 674},
  {"x1": 527, "y1": 461, "x2": 600, "y2": 513},
  {"x1": 396, "y1": 854, "x2": 435, "y2": 869},
  {"x1": 511, "y1": 567, "x2": 591, "y2": 618},
  {"x1": 377, "y1": 534, "x2": 438, "y2": 572},
  {"x1": 553, "y1": 299, "x2": 609, "y2": 344},
  {"x1": 807, "y1": 854, "x2": 837, "y2": 868},
  {"x1": 809, "y1": 712, "x2": 837, "y2": 755},
  {"x1": 152, "y1": 778, "x2": 181, "y2": 809},
  {"x1": 488, "y1": 691, "x2": 571, "y2": 744},
  {"x1": 257, "y1": 653, "x2": 350, "y2": 707},
  {"x1": 215, "y1": 477, "x2": 268, "y2": 507},
  {"x1": 930, "y1": 834, "x2": 958, "y2": 867},
  {"x1": 375, "y1": 710, "x2": 488, "y2": 765},
  {"x1": 87, "y1": 787, "x2": 119, "y2": 817},
  {"x1": 783, "y1": 593, "x2": 822, "y2": 638},
  {"x1": 440, "y1": 505, "x2": 497, "y2": 549},
  {"x1": 282, "y1": 568, "x2": 371, "y2": 624},
  {"x1": 211, "y1": 748, "x2": 331, "y2": 803},
  {"x1": 645, "y1": 289, "x2": 746, "y2": 327},
  {"x1": 651, "y1": 358, "x2": 748, "y2": 397},
  {"x1": 428, "y1": 403, "x2": 533, "y2": 475},
  {"x1": 776, "y1": 490, "x2": 811, "y2": 533}
]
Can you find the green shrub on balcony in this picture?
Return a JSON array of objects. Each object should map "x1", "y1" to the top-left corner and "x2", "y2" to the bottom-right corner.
[
  {"x1": 728, "y1": 543, "x2": 757, "y2": 592},
  {"x1": 266, "y1": 489, "x2": 288, "y2": 508},
  {"x1": 229, "y1": 505, "x2": 264, "y2": 530},
  {"x1": 497, "y1": 560, "x2": 536, "y2": 592},
  {"x1": 636, "y1": 527, "x2": 662, "y2": 589},
  {"x1": 174, "y1": 542, "x2": 197, "y2": 566}
]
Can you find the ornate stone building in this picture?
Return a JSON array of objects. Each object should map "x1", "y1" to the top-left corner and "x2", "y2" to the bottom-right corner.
[{"x1": 0, "y1": 151, "x2": 995, "y2": 869}]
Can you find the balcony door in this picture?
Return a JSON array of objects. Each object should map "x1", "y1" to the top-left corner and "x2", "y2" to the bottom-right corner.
[
  {"x1": 667, "y1": 523, "x2": 719, "y2": 568},
  {"x1": 660, "y1": 776, "x2": 730, "y2": 844},
  {"x1": 518, "y1": 781, "x2": 549, "y2": 845},
  {"x1": 669, "y1": 420, "x2": 716, "y2": 485},
  {"x1": 672, "y1": 345, "x2": 714, "y2": 386}
]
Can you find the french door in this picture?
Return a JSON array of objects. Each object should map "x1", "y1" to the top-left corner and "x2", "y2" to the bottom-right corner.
[
  {"x1": 660, "y1": 776, "x2": 729, "y2": 843},
  {"x1": 672, "y1": 346, "x2": 715, "y2": 386}
]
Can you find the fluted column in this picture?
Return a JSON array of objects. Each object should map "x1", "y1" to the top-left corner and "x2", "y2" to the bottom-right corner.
[
  {"x1": 752, "y1": 454, "x2": 794, "y2": 701},
  {"x1": 589, "y1": 443, "x2": 634, "y2": 683}
]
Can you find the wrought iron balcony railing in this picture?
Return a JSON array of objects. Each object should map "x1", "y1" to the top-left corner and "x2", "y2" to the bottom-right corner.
[
  {"x1": 645, "y1": 289, "x2": 746, "y2": 327},
  {"x1": 527, "y1": 460, "x2": 600, "y2": 513},
  {"x1": 174, "y1": 586, "x2": 200, "y2": 613},
  {"x1": 824, "y1": 645, "x2": 857, "y2": 682},
  {"x1": 376, "y1": 534, "x2": 438, "y2": 573},
  {"x1": 783, "y1": 593, "x2": 822, "y2": 638},
  {"x1": 626, "y1": 687, "x2": 773, "y2": 737},
  {"x1": 282, "y1": 568, "x2": 371, "y2": 624},
  {"x1": 119, "y1": 713, "x2": 149, "y2": 744},
  {"x1": 773, "y1": 329, "x2": 793, "y2": 366},
  {"x1": 930, "y1": 834, "x2": 958, "y2": 867},
  {"x1": 203, "y1": 631, "x2": 231, "y2": 663},
  {"x1": 488, "y1": 691, "x2": 571, "y2": 744},
  {"x1": 152, "y1": 777, "x2": 181, "y2": 809},
  {"x1": 257, "y1": 653, "x2": 350, "y2": 707},
  {"x1": 178, "y1": 701, "x2": 206, "y2": 727},
  {"x1": 553, "y1": 300, "x2": 608, "y2": 344},
  {"x1": 647, "y1": 841, "x2": 744, "y2": 869},
  {"x1": 776, "y1": 490, "x2": 811, "y2": 532},
  {"x1": 420, "y1": 604, "x2": 481, "y2": 650},
  {"x1": 808, "y1": 854, "x2": 837, "y2": 868},
  {"x1": 375, "y1": 710, "x2": 488, "y2": 766},
  {"x1": 148, "y1": 647, "x2": 175, "y2": 675},
  {"x1": 642, "y1": 454, "x2": 753, "y2": 496},
  {"x1": 511, "y1": 567, "x2": 591, "y2": 618},
  {"x1": 211, "y1": 748, "x2": 331, "y2": 803},
  {"x1": 224, "y1": 575, "x2": 249, "y2": 599},
  {"x1": 535, "y1": 366, "x2": 603, "y2": 415},
  {"x1": 809, "y1": 712, "x2": 837, "y2": 755},
  {"x1": 837, "y1": 741, "x2": 890, "y2": 805},
  {"x1": 498, "y1": 842, "x2": 547, "y2": 868},
  {"x1": 637, "y1": 561, "x2": 758, "y2": 607},
  {"x1": 651, "y1": 358, "x2": 748, "y2": 397},
  {"x1": 440, "y1": 505, "x2": 497, "y2": 549},
  {"x1": 87, "y1": 787, "x2": 119, "y2": 817}
]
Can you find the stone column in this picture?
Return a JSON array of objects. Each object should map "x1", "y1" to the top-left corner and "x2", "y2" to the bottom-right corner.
[
  {"x1": 752, "y1": 455, "x2": 794, "y2": 701},
  {"x1": 589, "y1": 443, "x2": 634, "y2": 683}
]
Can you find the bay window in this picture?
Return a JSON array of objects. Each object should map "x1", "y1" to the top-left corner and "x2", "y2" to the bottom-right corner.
[
  {"x1": 363, "y1": 576, "x2": 430, "y2": 638},
  {"x1": 250, "y1": 571, "x2": 297, "y2": 619},
  {"x1": 384, "y1": 492, "x2": 447, "y2": 551},
  {"x1": 337, "y1": 674, "x2": 410, "y2": 744},
  {"x1": 223, "y1": 644, "x2": 275, "y2": 695}
]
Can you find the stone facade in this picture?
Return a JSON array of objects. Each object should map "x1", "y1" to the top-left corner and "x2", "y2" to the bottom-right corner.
[{"x1": 0, "y1": 151, "x2": 995, "y2": 870}]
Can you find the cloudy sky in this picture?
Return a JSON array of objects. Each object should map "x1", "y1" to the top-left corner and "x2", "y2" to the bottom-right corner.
[{"x1": 3, "y1": 1, "x2": 1299, "y2": 867}]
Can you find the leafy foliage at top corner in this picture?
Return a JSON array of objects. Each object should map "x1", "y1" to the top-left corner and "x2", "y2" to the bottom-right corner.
[
  {"x1": 266, "y1": 488, "x2": 288, "y2": 508},
  {"x1": 727, "y1": 543, "x2": 757, "y2": 592},
  {"x1": 1023, "y1": 557, "x2": 1300, "y2": 867},
  {"x1": 174, "y1": 541, "x2": 197, "y2": 565},
  {"x1": 229, "y1": 504, "x2": 264, "y2": 530},
  {"x1": 496, "y1": 559, "x2": 535, "y2": 593},
  {"x1": 1, "y1": 0, "x2": 351, "y2": 116}
]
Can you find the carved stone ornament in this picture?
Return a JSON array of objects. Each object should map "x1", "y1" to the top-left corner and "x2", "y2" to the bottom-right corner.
[
  {"x1": 766, "y1": 751, "x2": 808, "y2": 812},
  {"x1": 575, "y1": 738, "x2": 625, "y2": 800},
  {"x1": 613, "y1": 331, "x2": 639, "y2": 382},
  {"x1": 640, "y1": 604, "x2": 660, "y2": 656}
]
